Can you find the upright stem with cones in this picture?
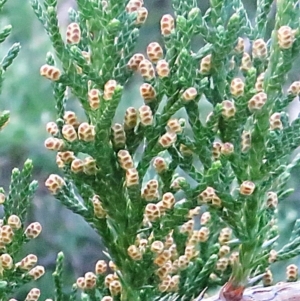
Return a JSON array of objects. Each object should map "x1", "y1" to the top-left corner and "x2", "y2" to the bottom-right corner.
[{"x1": 29, "y1": 0, "x2": 300, "y2": 300}]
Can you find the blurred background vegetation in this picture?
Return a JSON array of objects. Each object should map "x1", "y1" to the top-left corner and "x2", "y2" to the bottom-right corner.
[{"x1": 0, "y1": 0, "x2": 299, "y2": 299}]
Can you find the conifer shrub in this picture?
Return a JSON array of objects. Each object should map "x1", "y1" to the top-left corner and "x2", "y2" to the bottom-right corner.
[{"x1": 4, "y1": 0, "x2": 300, "y2": 300}]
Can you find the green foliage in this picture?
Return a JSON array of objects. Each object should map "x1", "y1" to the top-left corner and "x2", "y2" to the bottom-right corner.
[
  {"x1": 0, "y1": 0, "x2": 298, "y2": 300},
  {"x1": 0, "y1": 0, "x2": 20, "y2": 126},
  {"x1": 32, "y1": 1, "x2": 300, "y2": 300},
  {"x1": 0, "y1": 2, "x2": 44, "y2": 298},
  {"x1": 0, "y1": 160, "x2": 42, "y2": 297}
]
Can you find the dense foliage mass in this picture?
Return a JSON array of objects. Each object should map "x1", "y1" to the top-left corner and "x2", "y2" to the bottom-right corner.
[{"x1": 1, "y1": 0, "x2": 300, "y2": 300}]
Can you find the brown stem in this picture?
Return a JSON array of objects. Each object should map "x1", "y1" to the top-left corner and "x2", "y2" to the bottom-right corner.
[{"x1": 219, "y1": 281, "x2": 245, "y2": 301}]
